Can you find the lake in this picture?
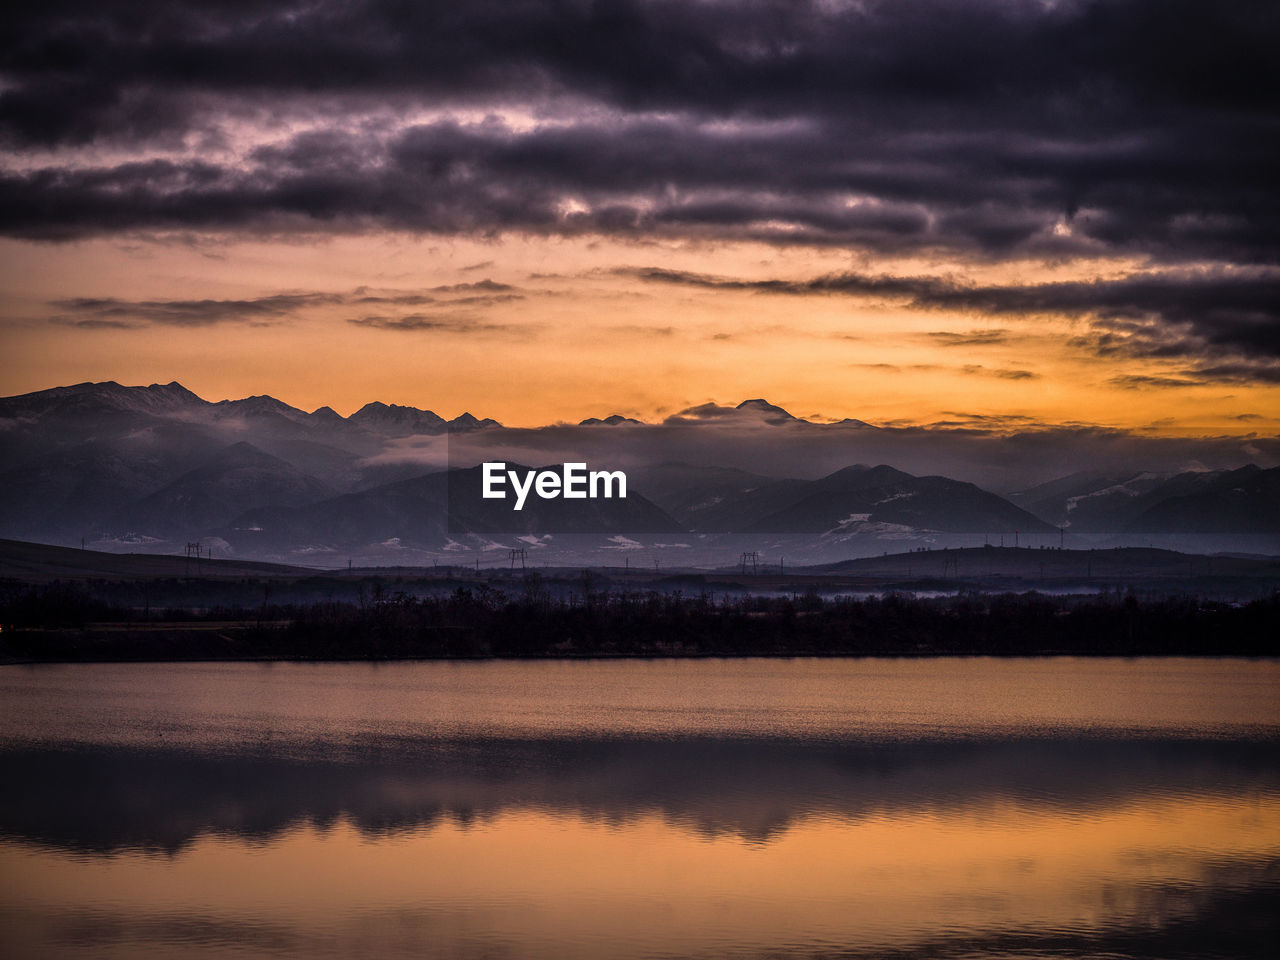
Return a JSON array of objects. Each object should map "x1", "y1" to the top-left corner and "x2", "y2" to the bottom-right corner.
[{"x1": 1, "y1": 658, "x2": 1277, "y2": 959}]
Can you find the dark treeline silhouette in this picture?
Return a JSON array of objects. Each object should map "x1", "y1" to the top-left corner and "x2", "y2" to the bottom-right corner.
[{"x1": 2, "y1": 576, "x2": 1276, "y2": 660}]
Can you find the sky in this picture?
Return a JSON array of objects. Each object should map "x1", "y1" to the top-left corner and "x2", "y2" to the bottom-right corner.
[{"x1": 1, "y1": 0, "x2": 1277, "y2": 434}]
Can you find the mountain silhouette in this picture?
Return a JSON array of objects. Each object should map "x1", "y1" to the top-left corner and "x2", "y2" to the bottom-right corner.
[{"x1": 0, "y1": 380, "x2": 1272, "y2": 562}]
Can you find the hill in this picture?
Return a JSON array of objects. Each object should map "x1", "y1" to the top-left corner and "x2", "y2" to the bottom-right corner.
[{"x1": 0, "y1": 538, "x2": 315, "y2": 582}]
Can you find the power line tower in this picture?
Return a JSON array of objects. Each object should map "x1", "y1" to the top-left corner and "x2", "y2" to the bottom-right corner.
[
  {"x1": 509, "y1": 548, "x2": 527, "y2": 571},
  {"x1": 185, "y1": 541, "x2": 202, "y2": 575},
  {"x1": 740, "y1": 551, "x2": 759, "y2": 574}
]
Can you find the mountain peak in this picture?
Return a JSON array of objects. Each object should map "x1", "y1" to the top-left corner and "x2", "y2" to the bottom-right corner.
[
  {"x1": 143, "y1": 381, "x2": 206, "y2": 405},
  {"x1": 737, "y1": 398, "x2": 793, "y2": 414},
  {"x1": 449, "y1": 412, "x2": 501, "y2": 430},
  {"x1": 736, "y1": 399, "x2": 803, "y2": 423},
  {"x1": 309, "y1": 405, "x2": 345, "y2": 423},
  {"x1": 215, "y1": 394, "x2": 309, "y2": 421},
  {"x1": 579, "y1": 414, "x2": 643, "y2": 426},
  {"x1": 820, "y1": 463, "x2": 914, "y2": 487},
  {"x1": 10, "y1": 379, "x2": 209, "y2": 415},
  {"x1": 349, "y1": 401, "x2": 447, "y2": 433},
  {"x1": 351, "y1": 400, "x2": 440, "y2": 418}
]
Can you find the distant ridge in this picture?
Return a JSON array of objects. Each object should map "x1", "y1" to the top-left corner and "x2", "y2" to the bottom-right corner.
[
  {"x1": 579, "y1": 414, "x2": 642, "y2": 426},
  {"x1": 668, "y1": 463, "x2": 1056, "y2": 534},
  {"x1": 1010, "y1": 466, "x2": 1280, "y2": 533},
  {"x1": 0, "y1": 538, "x2": 317, "y2": 581},
  {"x1": 1, "y1": 380, "x2": 1274, "y2": 565},
  {"x1": 0, "y1": 381, "x2": 505, "y2": 430},
  {"x1": 0, "y1": 381, "x2": 902, "y2": 431}
]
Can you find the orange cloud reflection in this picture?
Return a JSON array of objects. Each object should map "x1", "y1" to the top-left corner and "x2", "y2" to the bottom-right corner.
[{"x1": 6, "y1": 790, "x2": 1278, "y2": 958}]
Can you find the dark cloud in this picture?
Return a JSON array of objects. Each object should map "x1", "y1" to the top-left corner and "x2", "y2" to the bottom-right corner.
[
  {"x1": 961, "y1": 365, "x2": 1039, "y2": 381},
  {"x1": 0, "y1": 1, "x2": 1274, "y2": 264},
  {"x1": 915, "y1": 273, "x2": 1280, "y2": 361},
  {"x1": 42, "y1": 286, "x2": 525, "y2": 328},
  {"x1": 47, "y1": 292, "x2": 341, "y2": 326},
  {"x1": 1184, "y1": 361, "x2": 1280, "y2": 386},
  {"x1": 349, "y1": 281, "x2": 521, "y2": 306},
  {"x1": 853, "y1": 363, "x2": 904, "y2": 372},
  {"x1": 449, "y1": 294, "x2": 523, "y2": 306},
  {"x1": 5, "y1": 1, "x2": 1274, "y2": 143},
  {"x1": 853, "y1": 363, "x2": 942, "y2": 373},
  {"x1": 430, "y1": 279, "x2": 516, "y2": 293},
  {"x1": 51, "y1": 317, "x2": 140, "y2": 330},
  {"x1": 628, "y1": 265, "x2": 1280, "y2": 377},
  {"x1": 627, "y1": 266, "x2": 1280, "y2": 350},
  {"x1": 352, "y1": 292, "x2": 438, "y2": 306},
  {"x1": 620, "y1": 266, "x2": 963, "y2": 298},
  {"x1": 1108, "y1": 374, "x2": 1202, "y2": 390},
  {"x1": 347, "y1": 314, "x2": 526, "y2": 336},
  {"x1": 929, "y1": 330, "x2": 1010, "y2": 347},
  {"x1": 938, "y1": 413, "x2": 1039, "y2": 424},
  {"x1": 611, "y1": 324, "x2": 675, "y2": 337}
]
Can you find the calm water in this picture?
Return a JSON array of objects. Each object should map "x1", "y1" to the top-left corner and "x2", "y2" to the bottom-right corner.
[{"x1": 0, "y1": 658, "x2": 1277, "y2": 959}]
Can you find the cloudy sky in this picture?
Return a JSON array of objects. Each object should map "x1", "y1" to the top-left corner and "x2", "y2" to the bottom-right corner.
[{"x1": 1, "y1": 0, "x2": 1277, "y2": 433}]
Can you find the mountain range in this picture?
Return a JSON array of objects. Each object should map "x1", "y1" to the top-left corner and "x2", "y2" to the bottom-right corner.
[
  {"x1": 1, "y1": 381, "x2": 1276, "y2": 565},
  {"x1": 1008, "y1": 467, "x2": 1280, "y2": 533}
]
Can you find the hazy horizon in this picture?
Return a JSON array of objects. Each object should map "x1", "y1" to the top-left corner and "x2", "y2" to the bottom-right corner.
[{"x1": 6, "y1": 376, "x2": 1278, "y2": 491}]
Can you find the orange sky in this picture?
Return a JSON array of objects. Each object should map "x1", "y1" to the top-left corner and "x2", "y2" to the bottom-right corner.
[
  {"x1": 2, "y1": 3, "x2": 1277, "y2": 438},
  {"x1": 2, "y1": 234, "x2": 1275, "y2": 432}
]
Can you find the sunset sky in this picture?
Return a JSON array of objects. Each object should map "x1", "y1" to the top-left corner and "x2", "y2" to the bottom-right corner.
[{"x1": 1, "y1": 0, "x2": 1277, "y2": 432}]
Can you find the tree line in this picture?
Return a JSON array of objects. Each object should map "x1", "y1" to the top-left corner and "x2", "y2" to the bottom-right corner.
[{"x1": 2, "y1": 577, "x2": 1276, "y2": 660}]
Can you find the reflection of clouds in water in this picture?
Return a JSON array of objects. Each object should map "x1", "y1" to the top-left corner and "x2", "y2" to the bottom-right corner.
[
  {"x1": 1, "y1": 736, "x2": 1278, "y2": 853},
  {"x1": 3, "y1": 793, "x2": 1277, "y2": 960},
  {"x1": 2, "y1": 660, "x2": 1278, "y2": 959}
]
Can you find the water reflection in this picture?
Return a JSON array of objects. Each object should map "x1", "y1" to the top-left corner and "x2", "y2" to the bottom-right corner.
[
  {"x1": 1, "y1": 659, "x2": 1277, "y2": 959},
  {"x1": 3, "y1": 796, "x2": 1277, "y2": 959},
  {"x1": 0, "y1": 736, "x2": 1278, "y2": 852}
]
